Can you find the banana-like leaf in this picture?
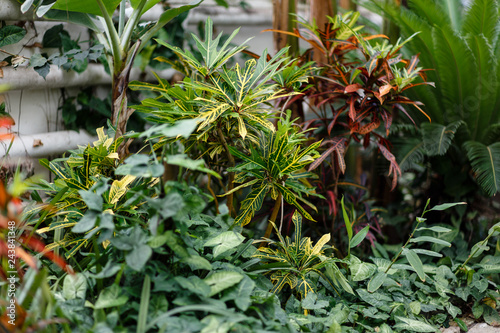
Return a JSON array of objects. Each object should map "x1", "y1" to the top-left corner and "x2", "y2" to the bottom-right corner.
[
  {"x1": 464, "y1": 141, "x2": 500, "y2": 195},
  {"x1": 51, "y1": 0, "x2": 121, "y2": 16},
  {"x1": 421, "y1": 121, "x2": 462, "y2": 156}
]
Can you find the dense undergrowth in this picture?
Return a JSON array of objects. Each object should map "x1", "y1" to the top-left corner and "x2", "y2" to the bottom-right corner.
[{"x1": 1, "y1": 0, "x2": 500, "y2": 332}]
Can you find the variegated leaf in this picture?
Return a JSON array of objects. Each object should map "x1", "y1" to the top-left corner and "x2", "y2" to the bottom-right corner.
[{"x1": 234, "y1": 184, "x2": 268, "y2": 226}]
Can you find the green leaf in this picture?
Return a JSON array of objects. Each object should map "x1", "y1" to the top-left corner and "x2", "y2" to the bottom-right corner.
[
  {"x1": 477, "y1": 264, "x2": 500, "y2": 274},
  {"x1": 126, "y1": 244, "x2": 152, "y2": 271},
  {"x1": 421, "y1": 121, "x2": 462, "y2": 156},
  {"x1": 410, "y1": 236, "x2": 451, "y2": 247},
  {"x1": 463, "y1": 0, "x2": 499, "y2": 44},
  {"x1": 404, "y1": 248, "x2": 426, "y2": 281},
  {"x1": 62, "y1": 273, "x2": 87, "y2": 300},
  {"x1": 166, "y1": 154, "x2": 220, "y2": 178},
  {"x1": 367, "y1": 271, "x2": 387, "y2": 293},
  {"x1": 137, "y1": 275, "x2": 151, "y2": 333},
  {"x1": 409, "y1": 301, "x2": 421, "y2": 315},
  {"x1": 225, "y1": 276, "x2": 255, "y2": 311},
  {"x1": 394, "y1": 316, "x2": 436, "y2": 332},
  {"x1": 464, "y1": 141, "x2": 500, "y2": 196},
  {"x1": 411, "y1": 249, "x2": 443, "y2": 258},
  {"x1": 0, "y1": 25, "x2": 26, "y2": 47},
  {"x1": 94, "y1": 284, "x2": 129, "y2": 309},
  {"x1": 415, "y1": 226, "x2": 452, "y2": 233},
  {"x1": 141, "y1": 1, "x2": 203, "y2": 48},
  {"x1": 30, "y1": 53, "x2": 48, "y2": 68},
  {"x1": 51, "y1": 0, "x2": 121, "y2": 17},
  {"x1": 175, "y1": 276, "x2": 211, "y2": 297},
  {"x1": 350, "y1": 261, "x2": 377, "y2": 281},
  {"x1": 71, "y1": 211, "x2": 98, "y2": 233},
  {"x1": 204, "y1": 271, "x2": 244, "y2": 297},
  {"x1": 341, "y1": 196, "x2": 352, "y2": 241},
  {"x1": 350, "y1": 226, "x2": 370, "y2": 248},
  {"x1": 204, "y1": 231, "x2": 245, "y2": 258},
  {"x1": 454, "y1": 318, "x2": 468, "y2": 331},
  {"x1": 234, "y1": 183, "x2": 268, "y2": 226},
  {"x1": 429, "y1": 202, "x2": 467, "y2": 211}
]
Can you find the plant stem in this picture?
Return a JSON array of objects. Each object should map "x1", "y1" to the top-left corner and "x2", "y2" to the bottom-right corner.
[
  {"x1": 217, "y1": 127, "x2": 236, "y2": 217},
  {"x1": 263, "y1": 192, "x2": 283, "y2": 241},
  {"x1": 457, "y1": 233, "x2": 493, "y2": 273},
  {"x1": 385, "y1": 200, "x2": 430, "y2": 273},
  {"x1": 118, "y1": 0, "x2": 126, "y2": 36},
  {"x1": 95, "y1": 0, "x2": 123, "y2": 71},
  {"x1": 121, "y1": 0, "x2": 148, "y2": 51},
  {"x1": 206, "y1": 174, "x2": 220, "y2": 214}
]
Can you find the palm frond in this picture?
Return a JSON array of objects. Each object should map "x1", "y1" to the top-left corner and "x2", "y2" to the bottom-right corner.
[{"x1": 462, "y1": 0, "x2": 499, "y2": 44}]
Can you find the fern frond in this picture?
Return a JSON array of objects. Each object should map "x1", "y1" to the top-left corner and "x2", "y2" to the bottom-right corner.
[
  {"x1": 421, "y1": 121, "x2": 462, "y2": 156},
  {"x1": 463, "y1": 141, "x2": 500, "y2": 196}
]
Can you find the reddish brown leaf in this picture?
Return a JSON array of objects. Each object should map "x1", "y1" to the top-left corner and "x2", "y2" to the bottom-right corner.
[
  {"x1": 309, "y1": 138, "x2": 346, "y2": 172},
  {"x1": 358, "y1": 117, "x2": 381, "y2": 135},
  {"x1": 344, "y1": 83, "x2": 361, "y2": 93},
  {"x1": 348, "y1": 96, "x2": 356, "y2": 121},
  {"x1": 379, "y1": 84, "x2": 393, "y2": 97},
  {"x1": 377, "y1": 142, "x2": 401, "y2": 190}
]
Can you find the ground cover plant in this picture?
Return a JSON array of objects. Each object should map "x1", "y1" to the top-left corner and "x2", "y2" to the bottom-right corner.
[{"x1": 0, "y1": 4, "x2": 499, "y2": 333}]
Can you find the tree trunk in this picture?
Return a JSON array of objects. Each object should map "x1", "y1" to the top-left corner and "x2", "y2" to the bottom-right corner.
[
  {"x1": 310, "y1": 0, "x2": 334, "y2": 64},
  {"x1": 272, "y1": 0, "x2": 298, "y2": 55},
  {"x1": 111, "y1": 42, "x2": 141, "y2": 158}
]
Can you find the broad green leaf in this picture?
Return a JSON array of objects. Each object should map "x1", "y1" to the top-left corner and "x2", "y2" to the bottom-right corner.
[
  {"x1": 429, "y1": 202, "x2": 467, "y2": 211},
  {"x1": 141, "y1": 1, "x2": 204, "y2": 48},
  {"x1": 478, "y1": 264, "x2": 500, "y2": 274},
  {"x1": 204, "y1": 271, "x2": 244, "y2": 297},
  {"x1": 94, "y1": 284, "x2": 129, "y2": 309},
  {"x1": 62, "y1": 273, "x2": 87, "y2": 300},
  {"x1": 410, "y1": 236, "x2": 451, "y2": 247},
  {"x1": 394, "y1": 316, "x2": 436, "y2": 332},
  {"x1": 225, "y1": 276, "x2": 255, "y2": 311},
  {"x1": 350, "y1": 226, "x2": 370, "y2": 248},
  {"x1": 0, "y1": 26, "x2": 26, "y2": 47},
  {"x1": 404, "y1": 248, "x2": 426, "y2": 281},
  {"x1": 464, "y1": 141, "x2": 500, "y2": 196},
  {"x1": 367, "y1": 271, "x2": 386, "y2": 293},
  {"x1": 52, "y1": 0, "x2": 121, "y2": 16},
  {"x1": 175, "y1": 276, "x2": 211, "y2": 297},
  {"x1": 126, "y1": 244, "x2": 152, "y2": 271},
  {"x1": 357, "y1": 289, "x2": 392, "y2": 310},
  {"x1": 350, "y1": 261, "x2": 377, "y2": 281},
  {"x1": 409, "y1": 301, "x2": 421, "y2": 315},
  {"x1": 71, "y1": 211, "x2": 98, "y2": 233},
  {"x1": 181, "y1": 255, "x2": 212, "y2": 271},
  {"x1": 204, "y1": 231, "x2": 245, "y2": 258}
]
